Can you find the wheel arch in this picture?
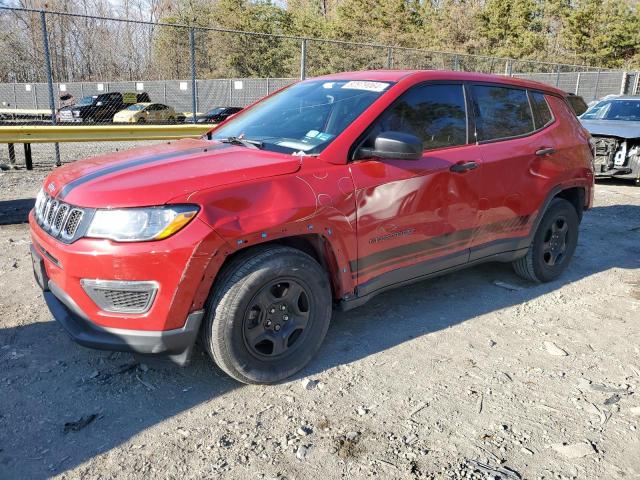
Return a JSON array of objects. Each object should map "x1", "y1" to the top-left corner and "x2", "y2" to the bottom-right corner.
[
  {"x1": 530, "y1": 184, "x2": 587, "y2": 241},
  {"x1": 191, "y1": 231, "x2": 355, "y2": 314},
  {"x1": 555, "y1": 186, "x2": 585, "y2": 222},
  {"x1": 226, "y1": 234, "x2": 348, "y2": 301}
]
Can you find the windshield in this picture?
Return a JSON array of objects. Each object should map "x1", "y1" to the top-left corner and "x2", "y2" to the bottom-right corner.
[
  {"x1": 581, "y1": 99, "x2": 640, "y2": 121},
  {"x1": 211, "y1": 79, "x2": 393, "y2": 154},
  {"x1": 76, "y1": 96, "x2": 95, "y2": 106},
  {"x1": 206, "y1": 107, "x2": 225, "y2": 116},
  {"x1": 126, "y1": 104, "x2": 146, "y2": 111}
]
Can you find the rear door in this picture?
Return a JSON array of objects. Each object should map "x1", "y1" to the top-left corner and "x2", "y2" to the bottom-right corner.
[
  {"x1": 350, "y1": 82, "x2": 483, "y2": 291},
  {"x1": 469, "y1": 84, "x2": 556, "y2": 259}
]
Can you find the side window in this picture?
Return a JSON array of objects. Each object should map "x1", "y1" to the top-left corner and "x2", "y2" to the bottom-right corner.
[
  {"x1": 530, "y1": 92, "x2": 553, "y2": 129},
  {"x1": 365, "y1": 84, "x2": 467, "y2": 151},
  {"x1": 471, "y1": 85, "x2": 534, "y2": 141}
]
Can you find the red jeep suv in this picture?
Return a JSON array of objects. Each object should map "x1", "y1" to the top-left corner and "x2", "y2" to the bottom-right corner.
[{"x1": 30, "y1": 71, "x2": 594, "y2": 384}]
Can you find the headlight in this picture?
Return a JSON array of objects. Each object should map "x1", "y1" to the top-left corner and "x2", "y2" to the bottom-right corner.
[
  {"x1": 86, "y1": 205, "x2": 199, "y2": 242},
  {"x1": 34, "y1": 188, "x2": 45, "y2": 213}
]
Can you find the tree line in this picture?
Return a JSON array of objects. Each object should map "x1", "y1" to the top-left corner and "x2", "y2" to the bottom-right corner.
[{"x1": 1, "y1": 0, "x2": 638, "y2": 84}]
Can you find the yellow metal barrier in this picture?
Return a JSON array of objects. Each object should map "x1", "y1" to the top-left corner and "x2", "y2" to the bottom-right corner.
[{"x1": 0, "y1": 124, "x2": 212, "y2": 144}]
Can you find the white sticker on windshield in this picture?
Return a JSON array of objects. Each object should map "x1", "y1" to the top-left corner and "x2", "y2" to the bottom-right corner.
[{"x1": 341, "y1": 81, "x2": 390, "y2": 92}]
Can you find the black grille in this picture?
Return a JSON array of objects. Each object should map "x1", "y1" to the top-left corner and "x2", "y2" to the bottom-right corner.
[
  {"x1": 101, "y1": 289, "x2": 153, "y2": 311},
  {"x1": 34, "y1": 192, "x2": 85, "y2": 241},
  {"x1": 80, "y1": 279, "x2": 158, "y2": 313}
]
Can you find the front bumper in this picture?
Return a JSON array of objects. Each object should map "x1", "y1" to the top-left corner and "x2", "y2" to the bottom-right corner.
[
  {"x1": 29, "y1": 210, "x2": 221, "y2": 331},
  {"x1": 29, "y1": 207, "x2": 229, "y2": 364},
  {"x1": 45, "y1": 278, "x2": 203, "y2": 363},
  {"x1": 31, "y1": 241, "x2": 206, "y2": 364}
]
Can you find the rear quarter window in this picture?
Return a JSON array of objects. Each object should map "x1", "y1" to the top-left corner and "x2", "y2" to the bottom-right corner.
[
  {"x1": 530, "y1": 92, "x2": 554, "y2": 129},
  {"x1": 471, "y1": 85, "x2": 534, "y2": 141}
]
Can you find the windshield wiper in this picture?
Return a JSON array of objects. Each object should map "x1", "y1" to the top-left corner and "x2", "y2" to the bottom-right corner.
[{"x1": 219, "y1": 136, "x2": 263, "y2": 149}]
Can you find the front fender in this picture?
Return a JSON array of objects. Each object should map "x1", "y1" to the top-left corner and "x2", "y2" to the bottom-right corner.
[{"x1": 185, "y1": 161, "x2": 358, "y2": 303}]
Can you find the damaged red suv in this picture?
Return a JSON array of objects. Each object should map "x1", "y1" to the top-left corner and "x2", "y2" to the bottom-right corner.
[{"x1": 30, "y1": 71, "x2": 594, "y2": 384}]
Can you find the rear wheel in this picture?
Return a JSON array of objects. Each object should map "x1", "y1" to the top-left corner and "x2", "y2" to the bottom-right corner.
[
  {"x1": 513, "y1": 198, "x2": 579, "y2": 282},
  {"x1": 137, "y1": 117, "x2": 146, "y2": 123},
  {"x1": 202, "y1": 245, "x2": 332, "y2": 384}
]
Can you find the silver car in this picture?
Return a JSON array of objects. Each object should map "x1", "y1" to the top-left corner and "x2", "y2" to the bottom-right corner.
[{"x1": 579, "y1": 95, "x2": 640, "y2": 185}]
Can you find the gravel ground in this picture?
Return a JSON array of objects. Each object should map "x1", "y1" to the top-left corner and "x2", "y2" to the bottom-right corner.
[{"x1": 1, "y1": 142, "x2": 639, "y2": 480}]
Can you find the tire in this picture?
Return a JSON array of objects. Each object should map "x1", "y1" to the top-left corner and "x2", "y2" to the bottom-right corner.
[
  {"x1": 513, "y1": 198, "x2": 579, "y2": 283},
  {"x1": 201, "y1": 245, "x2": 332, "y2": 384},
  {"x1": 137, "y1": 117, "x2": 146, "y2": 123},
  {"x1": 167, "y1": 116, "x2": 175, "y2": 124}
]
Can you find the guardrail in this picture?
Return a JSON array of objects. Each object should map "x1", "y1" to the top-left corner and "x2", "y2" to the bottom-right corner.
[
  {"x1": 0, "y1": 124, "x2": 212, "y2": 143},
  {"x1": 1, "y1": 124, "x2": 213, "y2": 170}
]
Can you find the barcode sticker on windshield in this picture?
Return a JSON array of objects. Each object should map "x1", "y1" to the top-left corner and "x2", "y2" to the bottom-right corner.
[{"x1": 341, "y1": 81, "x2": 390, "y2": 92}]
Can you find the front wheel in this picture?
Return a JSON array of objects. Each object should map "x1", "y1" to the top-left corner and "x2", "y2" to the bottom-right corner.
[
  {"x1": 201, "y1": 245, "x2": 332, "y2": 384},
  {"x1": 513, "y1": 198, "x2": 579, "y2": 282}
]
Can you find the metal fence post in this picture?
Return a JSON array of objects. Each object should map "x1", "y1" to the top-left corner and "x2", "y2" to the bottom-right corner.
[
  {"x1": 555, "y1": 65, "x2": 561, "y2": 87},
  {"x1": 12, "y1": 83, "x2": 17, "y2": 108},
  {"x1": 632, "y1": 71, "x2": 640, "y2": 96},
  {"x1": 189, "y1": 27, "x2": 197, "y2": 122},
  {"x1": 594, "y1": 68, "x2": 601, "y2": 100},
  {"x1": 504, "y1": 60, "x2": 512, "y2": 76},
  {"x1": 40, "y1": 10, "x2": 60, "y2": 167},
  {"x1": 452, "y1": 54, "x2": 459, "y2": 71},
  {"x1": 575, "y1": 72, "x2": 581, "y2": 95},
  {"x1": 620, "y1": 71, "x2": 628, "y2": 95},
  {"x1": 387, "y1": 47, "x2": 393, "y2": 69},
  {"x1": 300, "y1": 39, "x2": 307, "y2": 80}
]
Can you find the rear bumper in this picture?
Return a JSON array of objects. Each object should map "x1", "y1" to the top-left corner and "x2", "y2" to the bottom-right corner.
[{"x1": 44, "y1": 278, "x2": 203, "y2": 362}]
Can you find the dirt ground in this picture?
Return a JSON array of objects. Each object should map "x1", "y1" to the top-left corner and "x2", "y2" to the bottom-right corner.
[{"x1": 1, "y1": 142, "x2": 639, "y2": 480}]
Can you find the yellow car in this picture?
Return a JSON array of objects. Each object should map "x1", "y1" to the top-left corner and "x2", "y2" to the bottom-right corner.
[{"x1": 113, "y1": 103, "x2": 179, "y2": 123}]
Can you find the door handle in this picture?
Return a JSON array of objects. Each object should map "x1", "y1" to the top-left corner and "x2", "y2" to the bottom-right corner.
[
  {"x1": 450, "y1": 161, "x2": 478, "y2": 173},
  {"x1": 535, "y1": 147, "x2": 556, "y2": 156}
]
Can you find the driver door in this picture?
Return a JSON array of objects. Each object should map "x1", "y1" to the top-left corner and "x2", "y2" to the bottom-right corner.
[{"x1": 349, "y1": 83, "x2": 483, "y2": 292}]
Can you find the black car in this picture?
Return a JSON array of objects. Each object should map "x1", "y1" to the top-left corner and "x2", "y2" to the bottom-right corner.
[
  {"x1": 195, "y1": 106, "x2": 243, "y2": 124},
  {"x1": 58, "y1": 92, "x2": 150, "y2": 123}
]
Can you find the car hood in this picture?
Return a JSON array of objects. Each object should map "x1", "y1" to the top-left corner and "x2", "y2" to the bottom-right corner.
[
  {"x1": 44, "y1": 138, "x2": 302, "y2": 208},
  {"x1": 114, "y1": 110, "x2": 136, "y2": 119},
  {"x1": 579, "y1": 119, "x2": 640, "y2": 139}
]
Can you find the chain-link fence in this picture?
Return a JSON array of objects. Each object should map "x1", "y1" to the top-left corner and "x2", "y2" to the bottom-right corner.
[
  {"x1": 0, "y1": 6, "x2": 638, "y2": 168},
  {"x1": 1, "y1": 6, "x2": 638, "y2": 122}
]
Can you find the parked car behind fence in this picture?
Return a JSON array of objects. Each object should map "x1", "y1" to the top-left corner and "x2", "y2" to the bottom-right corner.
[{"x1": 58, "y1": 92, "x2": 150, "y2": 123}]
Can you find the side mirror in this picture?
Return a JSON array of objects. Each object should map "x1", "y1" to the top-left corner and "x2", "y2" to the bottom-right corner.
[{"x1": 357, "y1": 131, "x2": 422, "y2": 161}]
